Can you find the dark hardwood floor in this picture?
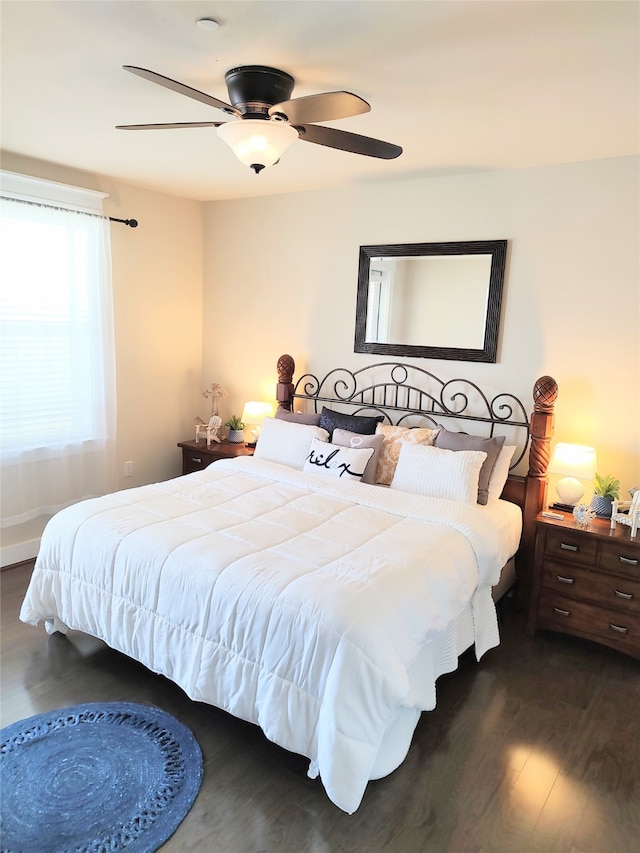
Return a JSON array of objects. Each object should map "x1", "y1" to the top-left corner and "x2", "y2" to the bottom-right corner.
[{"x1": 2, "y1": 562, "x2": 639, "y2": 853}]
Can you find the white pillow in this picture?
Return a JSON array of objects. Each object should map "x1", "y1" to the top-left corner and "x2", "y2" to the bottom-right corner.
[
  {"x1": 303, "y1": 439, "x2": 374, "y2": 481},
  {"x1": 487, "y1": 445, "x2": 517, "y2": 501},
  {"x1": 390, "y1": 442, "x2": 487, "y2": 504},
  {"x1": 254, "y1": 417, "x2": 329, "y2": 469}
]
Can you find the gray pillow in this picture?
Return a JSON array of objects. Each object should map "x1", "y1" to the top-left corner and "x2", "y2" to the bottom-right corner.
[
  {"x1": 332, "y1": 429, "x2": 384, "y2": 485},
  {"x1": 275, "y1": 407, "x2": 321, "y2": 426},
  {"x1": 434, "y1": 427, "x2": 506, "y2": 505},
  {"x1": 319, "y1": 407, "x2": 384, "y2": 438}
]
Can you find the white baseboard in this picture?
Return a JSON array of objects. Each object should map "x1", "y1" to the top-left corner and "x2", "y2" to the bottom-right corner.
[{"x1": 1, "y1": 537, "x2": 40, "y2": 568}]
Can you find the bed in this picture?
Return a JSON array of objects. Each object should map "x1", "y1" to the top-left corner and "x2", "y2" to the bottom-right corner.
[{"x1": 20, "y1": 355, "x2": 558, "y2": 814}]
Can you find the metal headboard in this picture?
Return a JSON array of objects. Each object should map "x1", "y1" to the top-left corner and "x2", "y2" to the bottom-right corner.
[{"x1": 284, "y1": 361, "x2": 530, "y2": 469}]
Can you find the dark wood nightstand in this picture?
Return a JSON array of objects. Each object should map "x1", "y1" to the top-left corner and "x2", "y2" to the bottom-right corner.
[
  {"x1": 177, "y1": 439, "x2": 254, "y2": 475},
  {"x1": 528, "y1": 512, "x2": 640, "y2": 659}
]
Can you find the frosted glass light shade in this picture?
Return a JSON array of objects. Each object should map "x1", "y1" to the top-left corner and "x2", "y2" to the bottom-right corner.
[
  {"x1": 548, "y1": 443, "x2": 597, "y2": 506},
  {"x1": 217, "y1": 120, "x2": 298, "y2": 172}
]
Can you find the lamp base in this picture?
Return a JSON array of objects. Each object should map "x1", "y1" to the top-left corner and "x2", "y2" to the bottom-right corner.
[{"x1": 550, "y1": 502, "x2": 577, "y2": 513}]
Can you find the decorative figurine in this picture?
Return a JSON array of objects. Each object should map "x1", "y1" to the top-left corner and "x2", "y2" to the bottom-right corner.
[
  {"x1": 205, "y1": 415, "x2": 222, "y2": 445},
  {"x1": 202, "y1": 383, "x2": 227, "y2": 418},
  {"x1": 573, "y1": 503, "x2": 595, "y2": 529},
  {"x1": 194, "y1": 416, "x2": 206, "y2": 443}
]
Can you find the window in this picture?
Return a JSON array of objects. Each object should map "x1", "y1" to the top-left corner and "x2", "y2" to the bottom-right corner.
[{"x1": 0, "y1": 172, "x2": 116, "y2": 528}]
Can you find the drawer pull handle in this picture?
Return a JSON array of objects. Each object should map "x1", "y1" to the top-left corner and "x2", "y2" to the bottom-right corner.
[
  {"x1": 553, "y1": 607, "x2": 571, "y2": 617},
  {"x1": 556, "y1": 575, "x2": 575, "y2": 584},
  {"x1": 560, "y1": 543, "x2": 578, "y2": 552},
  {"x1": 609, "y1": 623, "x2": 629, "y2": 635},
  {"x1": 614, "y1": 590, "x2": 633, "y2": 600},
  {"x1": 619, "y1": 556, "x2": 638, "y2": 566},
  {"x1": 192, "y1": 457, "x2": 202, "y2": 464}
]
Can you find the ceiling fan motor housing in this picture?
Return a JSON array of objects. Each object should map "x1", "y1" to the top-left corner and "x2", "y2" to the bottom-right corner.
[{"x1": 225, "y1": 66, "x2": 295, "y2": 118}]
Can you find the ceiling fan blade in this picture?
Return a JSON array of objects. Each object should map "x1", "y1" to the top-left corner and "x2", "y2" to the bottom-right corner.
[
  {"x1": 298, "y1": 124, "x2": 402, "y2": 159},
  {"x1": 269, "y1": 91, "x2": 370, "y2": 124},
  {"x1": 116, "y1": 122, "x2": 221, "y2": 130},
  {"x1": 123, "y1": 66, "x2": 240, "y2": 116}
]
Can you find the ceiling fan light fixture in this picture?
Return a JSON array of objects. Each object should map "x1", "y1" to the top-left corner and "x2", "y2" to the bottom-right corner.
[{"x1": 217, "y1": 120, "x2": 298, "y2": 173}]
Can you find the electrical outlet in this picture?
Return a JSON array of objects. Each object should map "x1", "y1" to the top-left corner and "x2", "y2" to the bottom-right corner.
[{"x1": 124, "y1": 461, "x2": 133, "y2": 478}]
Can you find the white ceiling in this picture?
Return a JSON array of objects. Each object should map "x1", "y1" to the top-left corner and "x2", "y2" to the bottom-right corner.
[{"x1": 1, "y1": 1, "x2": 638, "y2": 202}]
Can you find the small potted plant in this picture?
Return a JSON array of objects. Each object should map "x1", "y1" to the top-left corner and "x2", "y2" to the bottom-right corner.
[
  {"x1": 590, "y1": 473, "x2": 620, "y2": 518},
  {"x1": 225, "y1": 414, "x2": 245, "y2": 444}
]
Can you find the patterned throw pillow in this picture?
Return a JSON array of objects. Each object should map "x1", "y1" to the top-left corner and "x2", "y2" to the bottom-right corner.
[{"x1": 375, "y1": 424, "x2": 440, "y2": 485}]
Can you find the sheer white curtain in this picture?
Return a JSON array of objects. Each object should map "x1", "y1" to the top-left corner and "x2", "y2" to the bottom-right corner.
[{"x1": 0, "y1": 174, "x2": 117, "y2": 528}]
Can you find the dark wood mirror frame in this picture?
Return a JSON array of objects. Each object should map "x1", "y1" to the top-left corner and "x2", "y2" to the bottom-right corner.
[{"x1": 354, "y1": 239, "x2": 507, "y2": 363}]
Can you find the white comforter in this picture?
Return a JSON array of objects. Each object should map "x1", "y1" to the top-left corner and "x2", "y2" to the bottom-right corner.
[{"x1": 21, "y1": 457, "x2": 514, "y2": 813}]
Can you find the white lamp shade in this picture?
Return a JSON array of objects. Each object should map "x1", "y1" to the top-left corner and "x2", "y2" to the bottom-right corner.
[
  {"x1": 217, "y1": 120, "x2": 298, "y2": 171},
  {"x1": 549, "y1": 443, "x2": 597, "y2": 480},
  {"x1": 241, "y1": 401, "x2": 275, "y2": 427},
  {"x1": 548, "y1": 443, "x2": 597, "y2": 506}
]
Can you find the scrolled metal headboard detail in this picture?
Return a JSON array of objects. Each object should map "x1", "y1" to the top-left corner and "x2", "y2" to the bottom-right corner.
[{"x1": 277, "y1": 355, "x2": 531, "y2": 469}]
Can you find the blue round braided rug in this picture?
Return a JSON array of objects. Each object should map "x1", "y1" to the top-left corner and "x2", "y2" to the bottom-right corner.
[{"x1": 0, "y1": 701, "x2": 202, "y2": 853}]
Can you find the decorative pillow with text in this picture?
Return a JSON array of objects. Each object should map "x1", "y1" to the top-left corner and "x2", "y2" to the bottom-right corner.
[
  {"x1": 303, "y1": 439, "x2": 374, "y2": 481},
  {"x1": 331, "y1": 429, "x2": 384, "y2": 485}
]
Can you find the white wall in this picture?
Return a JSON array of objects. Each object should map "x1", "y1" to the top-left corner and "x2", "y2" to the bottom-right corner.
[
  {"x1": 203, "y1": 156, "x2": 639, "y2": 498},
  {"x1": 2, "y1": 153, "x2": 637, "y2": 564},
  {"x1": 1, "y1": 152, "x2": 203, "y2": 565}
]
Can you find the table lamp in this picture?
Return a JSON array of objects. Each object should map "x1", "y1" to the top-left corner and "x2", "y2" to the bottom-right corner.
[
  {"x1": 548, "y1": 443, "x2": 597, "y2": 510},
  {"x1": 241, "y1": 401, "x2": 275, "y2": 447}
]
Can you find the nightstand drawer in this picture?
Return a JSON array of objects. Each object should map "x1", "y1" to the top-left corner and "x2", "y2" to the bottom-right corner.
[
  {"x1": 178, "y1": 440, "x2": 254, "y2": 475},
  {"x1": 182, "y1": 448, "x2": 213, "y2": 473},
  {"x1": 537, "y1": 590, "x2": 640, "y2": 656},
  {"x1": 543, "y1": 528, "x2": 598, "y2": 567},
  {"x1": 598, "y1": 540, "x2": 640, "y2": 578},
  {"x1": 541, "y1": 560, "x2": 640, "y2": 614}
]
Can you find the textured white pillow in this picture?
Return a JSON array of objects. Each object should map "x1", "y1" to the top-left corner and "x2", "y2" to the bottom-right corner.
[
  {"x1": 374, "y1": 423, "x2": 440, "y2": 485},
  {"x1": 254, "y1": 417, "x2": 329, "y2": 469},
  {"x1": 303, "y1": 439, "x2": 374, "y2": 481},
  {"x1": 487, "y1": 445, "x2": 517, "y2": 501},
  {"x1": 390, "y1": 442, "x2": 487, "y2": 504}
]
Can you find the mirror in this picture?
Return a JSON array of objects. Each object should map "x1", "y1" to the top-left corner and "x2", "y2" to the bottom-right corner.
[{"x1": 354, "y1": 240, "x2": 507, "y2": 362}]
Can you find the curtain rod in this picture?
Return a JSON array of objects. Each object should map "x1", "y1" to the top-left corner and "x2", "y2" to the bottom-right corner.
[
  {"x1": 1, "y1": 194, "x2": 138, "y2": 227},
  {"x1": 109, "y1": 216, "x2": 138, "y2": 228}
]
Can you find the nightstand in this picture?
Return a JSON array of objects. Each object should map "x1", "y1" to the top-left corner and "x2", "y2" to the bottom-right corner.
[
  {"x1": 177, "y1": 439, "x2": 254, "y2": 475},
  {"x1": 528, "y1": 512, "x2": 640, "y2": 659}
]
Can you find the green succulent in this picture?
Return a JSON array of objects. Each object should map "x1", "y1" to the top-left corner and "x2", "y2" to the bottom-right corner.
[
  {"x1": 593, "y1": 473, "x2": 620, "y2": 500},
  {"x1": 225, "y1": 414, "x2": 244, "y2": 431}
]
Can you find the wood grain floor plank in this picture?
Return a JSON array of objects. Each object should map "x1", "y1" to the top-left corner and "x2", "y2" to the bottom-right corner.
[{"x1": 3, "y1": 565, "x2": 639, "y2": 853}]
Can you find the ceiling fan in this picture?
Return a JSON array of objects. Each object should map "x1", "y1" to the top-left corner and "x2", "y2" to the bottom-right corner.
[{"x1": 116, "y1": 65, "x2": 402, "y2": 174}]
